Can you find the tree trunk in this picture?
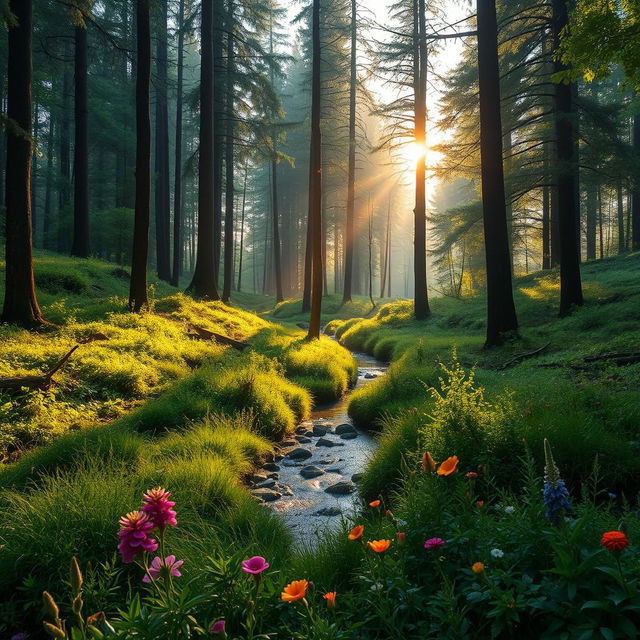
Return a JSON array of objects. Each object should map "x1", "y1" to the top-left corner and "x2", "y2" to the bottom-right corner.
[
  {"x1": 553, "y1": 0, "x2": 583, "y2": 315},
  {"x1": 307, "y1": 0, "x2": 323, "y2": 340},
  {"x1": 413, "y1": 0, "x2": 430, "y2": 320},
  {"x1": 31, "y1": 101, "x2": 38, "y2": 246},
  {"x1": 129, "y1": 0, "x2": 151, "y2": 311},
  {"x1": 71, "y1": 25, "x2": 90, "y2": 258},
  {"x1": 171, "y1": 0, "x2": 185, "y2": 286},
  {"x1": 213, "y1": 8, "x2": 224, "y2": 285},
  {"x1": 476, "y1": 0, "x2": 518, "y2": 346},
  {"x1": 43, "y1": 110, "x2": 55, "y2": 250},
  {"x1": 617, "y1": 181, "x2": 625, "y2": 253},
  {"x1": 632, "y1": 114, "x2": 640, "y2": 251},
  {"x1": 237, "y1": 165, "x2": 247, "y2": 291},
  {"x1": 2, "y1": 0, "x2": 44, "y2": 327},
  {"x1": 586, "y1": 182, "x2": 597, "y2": 260},
  {"x1": 188, "y1": 0, "x2": 219, "y2": 300},
  {"x1": 154, "y1": 0, "x2": 171, "y2": 281},
  {"x1": 58, "y1": 41, "x2": 72, "y2": 253}
]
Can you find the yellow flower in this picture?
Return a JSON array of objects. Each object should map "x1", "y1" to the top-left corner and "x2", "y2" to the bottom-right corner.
[{"x1": 471, "y1": 562, "x2": 485, "y2": 574}]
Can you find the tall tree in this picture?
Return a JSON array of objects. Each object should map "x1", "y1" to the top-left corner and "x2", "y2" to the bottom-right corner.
[
  {"x1": 155, "y1": 0, "x2": 171, "y2": 281},
  {"x1": 2, "y1": 0, "x2": 45, "y2": 327},
  {"x1": 476, "y1": 0, "x2": 518, "y2": 345},
  {"x1": 307, "y1": 0, "x2": 323, "y2": 340},
  {"x1": 129, "y1": 0, "x2": 152, "y2": 311},
  {"x1": 172, "y1": 0, "x2": 186, "y2": 286},
  {"x1": 71, "y1": 22, "x2": 90, "y2": 258},
  {"x1": 553, "y1": 0, "x2": 583, "y2": 315},
  {"x1": 188, "y1": 0, "x2": 220, "y2": 299}
]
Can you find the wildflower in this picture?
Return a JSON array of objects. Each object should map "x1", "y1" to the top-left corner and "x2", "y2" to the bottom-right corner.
[
  {"x1": 141, "y1": 487, "x2": 177, "y2": 529},
  {"x1": 210, "y1": 620, "x2": 226, "y2": 635},
  {"x1": 368, "y1": 539, "x2": 391, "y2": 553},
  {"x1": 370, "y1": 583, "x2": 382, "y2": 591},
  {"x1": 601, "y1": 531, "x2": 629, "y2": 553},
  {"x1": 437, "y1": 456, "x2": 459, "y2": 476},
  {"x1": 490, "y1": 548, "x2": 504, "y2": 559},
  {"x1": 465, "y1": 472, "x2": 478, "y2": 479},
  {"x1": 471, "y1": 562, "x2": 485, "y2": 574},
  {"x1": 348, "y1": 525, "x2": 364, "y2": 540},
  {"x1": 542, "y1": 439, "x2": 572, "y2": 524},
  {"x1": 281, "y1": 580, "x2": 309, "y2": 603},
  {"x1": 117, "y1": 511, "x2": 158, "y2": 563},
  {"x1": 85, "y1": 613, "x2": 106, "y2": 627},
  {"x1": 142, "y1": 555, "x2": 183, "y2": 583},
  {"x1": 476, "y1": 501, "x2": 485, "y2": 508},
  {"x1": 504, "y1": 506, "x2": 515, "y2": 515},
  {"x1": 397, "y1": 519, "x2": 408, "y2": 528},
  {"x1": 241, "y1": 556, "x2": 270, "y2": 575},
  {"x1": 396, "y1": 532, "x2": 406, "y2": 545},
  {"x1": 424, "y1": 537, "x2": 446, "y2": 551},
  {"x1": 323, "y1": 591, "x2": 337, "y2": 608},
  {"x1": 369, "y1": 500, "x2": 381, "y2": 508},
  {"x1": 608, "y1": 492, "x2": 617, "y2": 500},
  {"x1": 11, "y1": 633, "x2": 30, "y2": 640},
  {"x1": 385, "y1": 509, "x2": 394, "y2": 517},
  {"x1": 422, "y1": 452, "x2": 436, "y2": 472}
]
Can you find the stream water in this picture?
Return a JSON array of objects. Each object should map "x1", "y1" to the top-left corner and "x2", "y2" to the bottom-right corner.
[{"x1": 251, "y1": 352, "x2": 387, "y2": 548}]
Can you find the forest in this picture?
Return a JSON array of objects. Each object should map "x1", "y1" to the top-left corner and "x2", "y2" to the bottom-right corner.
[{"x1": 1, "y1": 0, "x2": 640, "y2": 638}]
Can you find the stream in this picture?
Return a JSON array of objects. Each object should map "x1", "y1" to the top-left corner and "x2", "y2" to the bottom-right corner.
[{"x1": 250, "y1": 352, "x2": 388, "y2": 547}]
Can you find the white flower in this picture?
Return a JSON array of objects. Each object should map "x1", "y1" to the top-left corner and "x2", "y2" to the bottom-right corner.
[
  {"x1": 504, "y1": 506, "x2": 515, "y2": 515},
  {"x1": 397, "y1": 519, "x2": 408, "y2": 528},
  {"x1": 490, "y1": 548, "x2": 504, "y2": 559},
  {"x1": 370, "y1": 583, "x2": 383, "y2": 592}
]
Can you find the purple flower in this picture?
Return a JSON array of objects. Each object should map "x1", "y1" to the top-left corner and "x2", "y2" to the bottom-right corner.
[
  {"x1": 210, "y1": 620, "x2": 226, "y2": 635},
  {"x1": 424, "y1": 537, "x2": 446, "y2": 551},
  {"x1": 117, "y1": 511, "x2": 158, "y2": 563},
  {"x1": 141, "y1": 487, "x2": 178, "y2": 529},
  {"x1": 11, "y1": 634, "x2": 29, "y2": 640},
  {"x1": 142, "y1": 555, "x2": 184, "y2": 583},
  {"x1": 543, "y1": 439, "x2": 572, "y2": 524},
  {"x1": 242, "y1": 556, "x2": 270, "y2": 575}
]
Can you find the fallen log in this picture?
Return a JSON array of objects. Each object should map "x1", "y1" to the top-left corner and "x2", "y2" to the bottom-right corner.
[
  {"x1": 584, "y1": 352, "x2": 640, "y2": 363},
  {"x1": 187, "y1": 325, "x2": 249, "y2": 351},
  {"x1": 0, "y1": 345, "x2": 80, "y2": 393},
  {"x1": 499, "y1": 343, "x2": 550, "y2": 370}
]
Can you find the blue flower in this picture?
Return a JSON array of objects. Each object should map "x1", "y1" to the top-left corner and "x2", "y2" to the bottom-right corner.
[{"x1": 543, "y1": 479, "x2": 571, "y2": 523}]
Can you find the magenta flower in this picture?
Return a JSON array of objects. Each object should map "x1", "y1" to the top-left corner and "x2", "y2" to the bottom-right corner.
[
  {"x1": 117, "y1": 511, "x2": 158, "y2": 563},
  {"x1": 142, "y1": 555, "x2": 184, "y2": 583},
  {"x1": 141, "y1": 487, "x2": 178, "y2": 529},
  {"x1": 241, "y1": 556, "x2": 270, "y2": 575},
  {"x1": 210, "y1": 620, "x2": 226, "y2": 635},
  {"x1": 424, "y1": 537, "x2": 446, "y2": 551}
]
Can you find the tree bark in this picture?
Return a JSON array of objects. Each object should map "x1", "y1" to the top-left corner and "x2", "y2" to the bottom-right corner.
[
  {"x1": 213, "y1": 8, "x2": 224, "y2": 285},
  {"x1": 617, "y1": 181, "x2": 625, "y2": 253},
  {"x1": 237, "y1": 165, "x2": 247, "y2": 291},
  {"x1": 71, "y1": 24, "x2": 90, "y2": 258},
  {"x1": 43, "y1": 110, "x2": 55, "y2": 250},
  {"x1": 129, "y1": 0, "x2": 152, "y2": 311},
  {"x1": 552, "y1": 0, "x2": 583, "y2": 315},
  {"x1": 476, "y1": 0, "x2": 518, "y2": 346},
  {"x1": 154, "y1": 0, "x2": 171, "y2": 281},
  {"x1": 585, "y1": 182, "x2": 597, "y2": 260},
  {"x1": 58, "y1": 41, "x2": 72, "y2": 252},
  {"x1": 2, "y1": 0, "x2": 44, "y2": 327},
  {"x1": 632, "y1": 114, "x2": 640, "y2": 251},
  {"x1": 171, "y1": 0, "x2": 185, "y2": 286},
  {"x1": 188, "y1": 0, "x2": 220, "y2": 300},
  {"x1": 307, "y1": 0, "x2": 323, "y2": 340}
]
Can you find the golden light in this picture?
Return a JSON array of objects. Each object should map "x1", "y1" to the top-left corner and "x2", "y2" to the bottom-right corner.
[{"x1": 404, "y1": 141, "x2": 427, "y2": 167}]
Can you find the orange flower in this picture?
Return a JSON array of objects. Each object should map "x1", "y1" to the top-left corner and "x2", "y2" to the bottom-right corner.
[
  {"x1": 348, "y1": 525, "x2": 364, "y2": 540},
  {"x1": 601, "y1": 531, "x2": 629, "y2": 553},
  {"x1": 471, "y1": 562, "x2": 485, "y2": 574},
  {"x1": 422, "y1": 451, "x2": 436, "y2": 472},
  {"x1": 396, "y1": 532, "x2": 406, "y2": 545},
  {"x1": 368, "y1": 539, "x2": 391, "y2": 553},
  {"x1": 476, "y1": 500, "x2": 485, "y2": 508},
  {"x1": 437, "y1": 455, "x2": 459, "y2": 476},
  {"x1": 369, "y1": 500, "x2": 381, "y2": 508},
  {"x1": 281, "y1": 580, "x2": 309, "y2": 603},
  {"x1": 323, "y1": 591, "x2": 337, "y2": 608}
]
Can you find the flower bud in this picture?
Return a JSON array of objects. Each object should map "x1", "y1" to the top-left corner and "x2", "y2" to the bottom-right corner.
[
  {"x1": 72, "y1": 593, "x2": 84, "y2": 615},
  {"x1": 70, "y1": 556, "x2": 83, "y2": 593},
  {"x1": 42, "y1": 622, "x2": 65, "y2": 639},
  {"x1": 42, "y1": 592, "x2": 60, "y2": 623},
  {"x1": 86, "y1": 611, "x2": 106, "y2": 627}
]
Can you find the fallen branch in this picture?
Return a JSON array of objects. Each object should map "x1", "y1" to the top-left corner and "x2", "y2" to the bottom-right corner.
[
  {"x1": 187, "y1": 325, "x2": 249, "y2": 351},
  {"x1": 0, "y1": 345, "x2": 80, "y2": 392},
  {"x1": 584, "y1": 352, "x2": 640, "y2": 363},
  {"x1": 500, "y1": 343, "x2": 550, "y2": 370}
]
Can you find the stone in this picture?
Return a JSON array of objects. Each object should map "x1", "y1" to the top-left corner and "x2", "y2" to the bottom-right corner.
[
  {"x1": 351, "y1": 473, "x2": 364, "y2": 483},
  {"x1": 340, "y1": 432, "x2": 358, "y2": 440},
  {"x1": 325, "y1": 481, "x2": 355, "y2": 495},
  {"x1": 296, "y1": 436, "x2": 312, "y2": 444},
  {"x1": 274, "y1": 454, "x2": 284, "y2": 462},
  {"x1": 281, "y1": 440, "x2": 298, "y2": 447},
  {"x1": 364, "y1": 372, "x2": 377, "y2": 379},
  {"x1": 279, "y1": 484, "x2": 294, "y2": 496},
  {"x1": 251, "y1": 473, "x2": 268, "y2": 484},
  {"x1": 326, "y1": 467, "x2": 343, "y2": 473},
  {"x1": 262, "y1": 463, "x2": 280, "y2": 472},
  {"x1": 312, "y1": 425, "x2": 329, "y2": 437},
  {"x1": 254, "y1": 479, "x2": 277, "y2": 489},
  {"x1": 335, "y1": 423, "x2": 356, "y2": 435},
  {"x1": 282, "y1": 460, "x2": 304, "y2": 467},
  {"x1": 295, "y1": 426, "x2": 308, "y2": 434},
  {"x1": 318, "y1": 457, "x2": 337, "y2": 465},
  {"x1": 300, "y1": 465, "x2": 325, "y2": 479},
  {"x1": 316, "y1": 438, "x2": 344, "y2": 448},
  {"x1": 315, "y1": 506, "x2": 342, "y2": 516},
  {"x1": 266, "y1": 472, "x2": 279, "y2": 480},
  {"x1": 252, "y1": 488, "x2": 282, "y2": 502},
  {"x1": 286, "y1": 447, "x2": 312, "y2": 460}
]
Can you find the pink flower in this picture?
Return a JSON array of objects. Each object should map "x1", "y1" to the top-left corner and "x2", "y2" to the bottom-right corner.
[
  {"x1": 141, "y1": 487, "x2": 177, "y2": 529},
  {"x1": 142, "y1": 555, "x2": 184, "y2": 583},
  {"x1": 117, "y1": 511, "x2": 158, "y2": 563},
  {"x1": 210, "y1": 620, "x2": 226, "y2": 635},
  {"x1": 424, "y1": 537, "x2": 446, "y2": 551},
  {"x1": 465, "y1": 472, "x2": 478, "y2": 479},
  {"x1": 242, "y1": 556, "x2": 270, "y2": 575}
]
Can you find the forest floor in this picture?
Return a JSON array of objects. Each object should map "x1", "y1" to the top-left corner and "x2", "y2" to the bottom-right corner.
[{"x1": 1, "y1": 251, "x2": 639, "y2": 638}]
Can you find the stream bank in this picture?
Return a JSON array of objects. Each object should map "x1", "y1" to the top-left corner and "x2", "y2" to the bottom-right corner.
[{"x1": 250, "y1": 351, "x2": 387, "y2": 546}]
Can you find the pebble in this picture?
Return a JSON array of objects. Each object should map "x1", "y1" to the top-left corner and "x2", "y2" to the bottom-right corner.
[
  {"x1": 300, "y1": 465, "x2": 325, "y2": 479},
  {"x1": 286, "y1": 447, "x2": 312, "y2": 460},
  {"x1": 316, "y1": 438, "x2": 344, "y2": 448},
  {"x1": 315, "y1": 506, "x2": 342, "y2": 516},
  {"x1": 325, "y1": 481, "x2": 355, "y2": 495}
]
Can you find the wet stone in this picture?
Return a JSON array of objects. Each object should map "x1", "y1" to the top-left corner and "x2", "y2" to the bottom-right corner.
[
  {"x1": 351, "y1": 473, "x2": 364, "y2": 483},
  {"x1": 280, "y1": 484, "x2": 294, "y2": 496},
  {"x1": 281, "y1": 440, "x2": 298, "y2": 447},
  {"x1": 340, "y1": 432, "x2": 358, "y2": 440},
  {"x1": 252, "y1": 488, "x2": 282, "y2": 502},
  {"x1": 326, "y1": 467, "x2": 343, "y2": 473},
  {"x1": 312, "y1": 425, "x2": 330, "y2": 437},
  {"x1": 315, "y1": 506, "x2": 342, "y2": 516},
  {"x1": 316, "y1": 438, "x2": 344, "y2": 448},
  {"x1": 295, "y1": 426, "x2": 309, "y2": 434},
  {"x1": 266, "y1": 472, "x2": 279, "y2": 480},
  {"x1": 296, "y1": 436, "x2": 313, "y2": 444},
  {"x1": 286, "y1": 447, "x2": 313, "y2": 460},
  {"x1": 318, "y1": 458, "x2": 337, "y2": 465},
  {"x1": 262, "y1": 463, "x2": 280, "y2": 472},
  {"x1": 364, "y1": 372, "x2": 377, "y2": 379},
  {"x1": 251, "y1": 473, "x2": 268, "y2": 484},
  {"x1": 335, "y1": 423, "x2": 356, "y2": 435},
  {"x1": 300, "y1": 465, "x2": 325, "y2": 479},
  {"x1": 325, "y1": 481, "x2": 355, "y2": 495},
  {"x1": 254, "y1": 479, "x2": 277, "y2": 489}
]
